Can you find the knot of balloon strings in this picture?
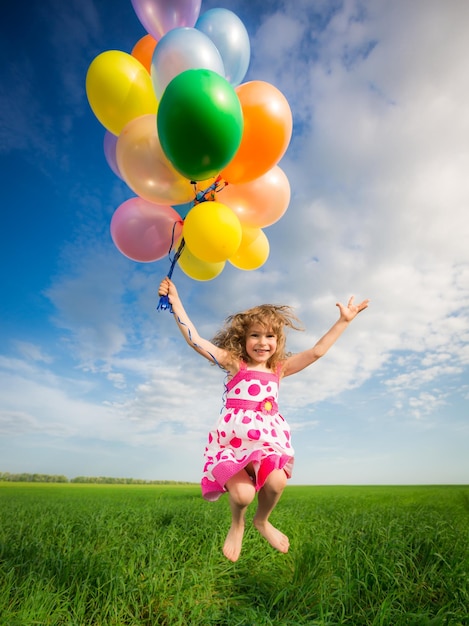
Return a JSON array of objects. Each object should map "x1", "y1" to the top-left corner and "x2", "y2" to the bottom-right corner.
[{"x1": 194, "y1": 175, "x2": 227, "y2": 204}]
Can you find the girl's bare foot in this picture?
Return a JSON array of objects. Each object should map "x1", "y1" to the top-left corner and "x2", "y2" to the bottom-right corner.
[
  {"x1": 223, "y1": 521, "x2": 245, "y2": 562},
  {"x1": 253, "y1": 517, "x2": 289, "y2": 553}
]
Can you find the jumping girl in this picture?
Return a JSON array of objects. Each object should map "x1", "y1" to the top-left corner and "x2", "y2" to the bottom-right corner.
[{"x1": 158, "y1": 277, "x2": 369, "y2": 562}]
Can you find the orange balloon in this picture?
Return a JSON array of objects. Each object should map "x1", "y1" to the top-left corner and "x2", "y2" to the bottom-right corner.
[
  {"x1": 221, "y1": 81, "x2": 293, "y2": 184},
  {"x1": 219, "y1": 165, "x2": 290, "y2": 228},
  {"x1": 131, "y1": 34, "x2": 158, "y2": 73}
]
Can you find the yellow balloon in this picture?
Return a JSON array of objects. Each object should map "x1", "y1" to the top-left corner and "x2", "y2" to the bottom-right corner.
[
  {"x1": 178, "y1": 246, "x2": 225, "y2": 281},
  {"x1": 183, "y1": 201, "x2": 242, "y2": 263},
  {"x1": 86, "y1": 50, "x2": 158, "y2": 135},
  {"x1": 229, "y1": 227, "x2": 270, "y2": 270}
]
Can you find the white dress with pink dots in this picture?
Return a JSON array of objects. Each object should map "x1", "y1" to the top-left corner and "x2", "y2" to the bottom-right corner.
[{"x1": 201, "y1": 361, "x2": 295, "y2": 501}]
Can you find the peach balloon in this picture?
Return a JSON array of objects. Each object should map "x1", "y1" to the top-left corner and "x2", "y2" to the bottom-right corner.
[
  {"x1": 131, "y1": 34, "x2": 158, "y2": 73},
  {"x1": 221, "y1": 81, "x2": 292, "y2": 184},
  {"x1": 219, "y1": 165, "x2": 290, "y2": 228},
  {"x1": 116, "y1": 114, "x2": 194, "y2": 205},
  {"x1": 229, "y1": 227, "x2": 269, "y2": 270}
]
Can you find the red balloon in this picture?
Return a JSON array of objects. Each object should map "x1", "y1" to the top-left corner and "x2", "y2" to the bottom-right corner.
[{"x1": 110, "y1": 197, "x2": 182, "y2": 262}]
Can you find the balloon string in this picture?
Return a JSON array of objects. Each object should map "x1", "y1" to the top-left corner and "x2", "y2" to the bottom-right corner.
[
  {"x1": 167, "y1": 239, "x2": 184, "y2": 280},
  {"x1": 157, "y1": 225, "x2": 185, "y2": 311},
  {"x1": 175, "y1": 314, "x2": 226, "y2": 372},
  {"x1": 157, "y1": 176, "x2": 228, "y2": 312}
]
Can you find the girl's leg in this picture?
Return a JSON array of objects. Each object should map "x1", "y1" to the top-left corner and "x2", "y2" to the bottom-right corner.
[
  {"x1": 253, "y1": 469, "x2": 289, "y2": 554},
  {"x1": 223, "y1": 469, "x2": 256, "y2": 562}
]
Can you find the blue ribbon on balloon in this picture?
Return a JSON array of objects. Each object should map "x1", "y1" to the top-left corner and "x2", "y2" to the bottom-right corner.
[{"x1": 156, "y1": 233, "x2": 185, "y2": 312}]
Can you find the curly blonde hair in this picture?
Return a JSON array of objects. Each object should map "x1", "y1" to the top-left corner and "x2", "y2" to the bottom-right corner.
[{"x1": 212, "y1": 304, "x2": 303, "y2": 370}]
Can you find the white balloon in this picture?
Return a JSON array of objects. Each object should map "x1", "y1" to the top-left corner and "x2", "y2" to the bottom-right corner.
[{"x1": 151, "y1": 27, "x2": 225, "y2": 99}]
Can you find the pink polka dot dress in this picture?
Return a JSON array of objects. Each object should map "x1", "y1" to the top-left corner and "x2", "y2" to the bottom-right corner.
[{"x1": 201, "y1": 361, "x2": 294, "y2": 501}]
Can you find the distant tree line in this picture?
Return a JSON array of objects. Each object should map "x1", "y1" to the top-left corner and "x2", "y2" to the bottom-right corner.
[
  {"x1": 70, "y1": 476, "x2": 195, "y2": 485},
  {"x1": 0, "y1": 472, "x2": 68, "y2": 483},
  {"x1": 0, "y1": 472, "x2": 195, "y2": 485}
]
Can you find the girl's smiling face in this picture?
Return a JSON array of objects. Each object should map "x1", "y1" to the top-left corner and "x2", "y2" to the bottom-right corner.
[{"x1": 245, "y1": 324, "x2": 278, "y2": 366}]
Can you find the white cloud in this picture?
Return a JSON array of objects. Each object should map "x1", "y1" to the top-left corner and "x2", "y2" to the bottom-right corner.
[
  {"x1": 13, "y1": 342, "x2": 54, "y2": 364},
  {"x1": 1, "y1": 0, "x2": 468, "y2": 483}
]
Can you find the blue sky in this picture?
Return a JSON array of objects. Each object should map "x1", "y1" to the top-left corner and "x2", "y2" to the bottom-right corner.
[{"x1": 1, "y1": 0, "x2": 468, "y2": 485}]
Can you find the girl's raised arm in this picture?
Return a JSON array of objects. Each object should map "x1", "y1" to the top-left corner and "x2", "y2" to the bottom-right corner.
[
  {"x1": 158, "y1": 278, "x2": 232, "y2": 369},
  {"x1": 283, "y1": 296, "x2": 369, "y2": 377}
]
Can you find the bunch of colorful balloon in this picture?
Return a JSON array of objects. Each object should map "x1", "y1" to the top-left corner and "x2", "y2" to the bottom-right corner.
[{"x1": 85, "y1": 0, "x2": 292, "y2": 284}]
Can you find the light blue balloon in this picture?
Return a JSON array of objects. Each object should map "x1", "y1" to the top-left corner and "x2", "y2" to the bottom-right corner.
[
  {"x1": 151, "y1": 27, "x2": 225, "y2": 99},
  {"x1": 196, "y1": 8, "x2": 250, "y2": 86}
]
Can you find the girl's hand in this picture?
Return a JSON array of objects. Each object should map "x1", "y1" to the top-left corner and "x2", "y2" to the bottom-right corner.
[
  {"x1": 158, "y1": 277, "x2": 170, "y2": 297},
  {"x1": 158, "y1": 277, "x2": 178, "y2": 301},
  {"x1": 336, "y1": 296, "x2": 369, "y2": 322}
]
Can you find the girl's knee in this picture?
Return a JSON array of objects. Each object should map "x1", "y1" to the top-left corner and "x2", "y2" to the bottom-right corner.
[
  {"x1": 226, "y1": 472, "x2": 256, "y2": 507},
  {"x1": 264, "y1": 469, "x2": 287, "y2": 494},
  {"x1": 229, "y1": 482, "x2": 256, "y2": 507}
]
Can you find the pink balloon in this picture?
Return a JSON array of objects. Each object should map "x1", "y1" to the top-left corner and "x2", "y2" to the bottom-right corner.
[
  {"x1": 103, "y1": 131, "x2": 123, "y2": 179},
  {"x1": 219, "y1": 166, "x2": 291, "y2": 228},
  {"x1": 110, "y1": 197, "x2": 183, "y2": 262},
  {"x1": 131, "y1": 0, "x2": 201, "y2": 40}
]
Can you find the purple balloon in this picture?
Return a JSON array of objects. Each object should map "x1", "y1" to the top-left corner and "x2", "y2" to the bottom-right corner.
[
  {"x1": 131, "y1": 0, "x2": 202, "y2": 40},
  {"x1": 103, "y1": 131, "x2": 122, "y2": 179}
]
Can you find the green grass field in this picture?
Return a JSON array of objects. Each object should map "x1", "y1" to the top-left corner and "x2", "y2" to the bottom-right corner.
[{"x1": 0, "y1": 483, "x2": 468, "y2": 625}]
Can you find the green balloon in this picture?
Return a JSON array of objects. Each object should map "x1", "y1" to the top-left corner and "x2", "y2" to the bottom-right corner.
[{"x1": 157, "y1": 69, "x2": 244, "y2": 181}]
